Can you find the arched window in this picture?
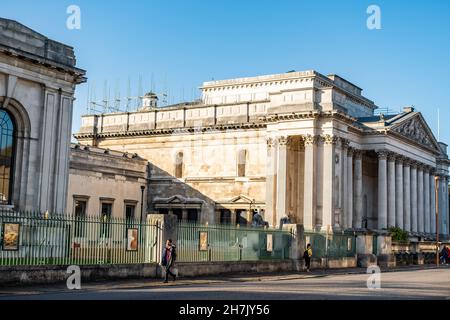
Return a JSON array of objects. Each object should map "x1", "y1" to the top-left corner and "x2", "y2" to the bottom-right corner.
[
  {"x1": 237, "y1": 149, "x2": 247, "y2": 177},
  {"x1": 0, "y1": 109, "x2": 15, "y2": 205},
  {"x1": 175, "y1": 152, "x2": 183, "y2": 178}
]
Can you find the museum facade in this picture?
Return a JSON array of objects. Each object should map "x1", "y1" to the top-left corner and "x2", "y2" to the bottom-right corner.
[{"x1": 75, "y1": 70, "x2": 450, "y2": 238}]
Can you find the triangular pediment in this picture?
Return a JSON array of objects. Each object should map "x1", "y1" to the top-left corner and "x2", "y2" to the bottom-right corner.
[
  {"x1": 228, "y1": 195, "x2": 253, "y2": 204},
  {"x1": 389, "y1": 113, "x2": 441, "y2": 153},
  {"x1": 166, "y1": 195, "x2": 185, "y2": 204}
]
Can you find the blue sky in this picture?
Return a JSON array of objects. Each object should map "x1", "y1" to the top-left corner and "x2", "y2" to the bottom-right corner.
[{"x1": 2, "y1": 0, "x2": 450, "y2": 145}]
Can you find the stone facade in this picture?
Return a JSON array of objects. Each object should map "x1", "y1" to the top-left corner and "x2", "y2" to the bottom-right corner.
[
  {"x1": 74, "y1": 71, "x2": 450, "y2": 238},
  {"x1": 67, "y1": 144, "x2": 148, "y2": 219},
  {"x1": 0, "y1": 18, "x2": 86, "y2": 212}
]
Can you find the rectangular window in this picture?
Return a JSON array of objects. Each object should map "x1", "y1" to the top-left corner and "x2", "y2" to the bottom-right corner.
[
  {"x1": 187, "y1": 209, "x2": 198, "y2": 222},
  {"x1": 125, "y1": 203, "x2": 136, "y2": 236},
  {"x1": 74, "y1": 199, "x2": 87, "y2": 237},
  {"x1": 100, "y1": 202, "x2": 113, "y2": 238},
  {"x1": 220, "y1": 210, "x2": 231, "y2": 224}
]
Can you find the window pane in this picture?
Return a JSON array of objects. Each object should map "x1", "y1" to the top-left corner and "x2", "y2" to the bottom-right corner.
[
  {"x1": 101, "y1": 203, "x2": 112, "y2": 237},
  {"x1": 74, "y1": 200, "x2": 86, "y2": 237},
  {"x1": 0, "y1": 110, "x2": 14, "y2": 205}
]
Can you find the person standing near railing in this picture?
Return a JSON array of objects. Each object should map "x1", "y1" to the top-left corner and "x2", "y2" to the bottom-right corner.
[
  {"x1": 303, "y1": 243, "x2": 313, "y2": 272},
  {"x1": 161, "y1": 239, "x2": 177, "y2": 283}
]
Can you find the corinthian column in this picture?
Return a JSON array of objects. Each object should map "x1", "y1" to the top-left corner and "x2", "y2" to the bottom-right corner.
[
  {"x1": 417, "y1": 165, "x2": 424, "y2": 233},
  {"x1": 303, "y1": 135, "x2": 318, "y2": 231},
  {"x1": 403, "y1": 160, "x2": 411, "y2": 232},
  {"x1": 346, "y1": 148, "x2": 354, "y2": 229},
  {"x1": 410, "y1": 163, "x2": 418, "y2": 233},
  {"x1": 354, "y1": 150, "x2": 363, "y2": 229},
  {"x1": 430, "y1": 170, "x2": 436, "y2": 235},
  {"x1": 265, "y1": 137, "x2": 277, "y2": 227},
  {"x1": 395, "y1": 157, "x2": 404, "y2": 229},
  {"x1": 377, "y1": 151, "x2": 388, "y2": 230},
  {"x1": 275, "y1": 136, "x2": 289, "y2": 227},
  {"x1": 424, "y1": 167, "x2": 431, "y2": 234},
  {"x1": 322, "y1": 135, "x2": 337, "y2": 230},
  {"x1": 387, "y1": 153, "x2": 396, "y2": 228}
]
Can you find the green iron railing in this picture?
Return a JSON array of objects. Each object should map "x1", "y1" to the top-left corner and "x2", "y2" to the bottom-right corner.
[
  {"x1": 176, "y1": 221, "x2": 292, "y2": 262},
  {"x1": 0, "y1": 210, "x2": 162, "y2": 266},
  {"x1": 304, "y1": 230, "x2": 356, "y2": 259}
]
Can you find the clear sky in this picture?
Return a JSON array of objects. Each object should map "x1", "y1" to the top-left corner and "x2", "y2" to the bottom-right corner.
[{"x1": 2, "y1": 0, "x2": 450, "y2": 145}]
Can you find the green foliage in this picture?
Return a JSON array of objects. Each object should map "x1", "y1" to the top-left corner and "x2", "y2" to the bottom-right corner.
[{"x1": 388, "y1": 227, "x2": 409, "y2": 242}]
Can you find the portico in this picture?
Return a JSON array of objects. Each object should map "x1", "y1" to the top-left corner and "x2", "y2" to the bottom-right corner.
[{"x1": 265, "y1": 110, "x2": 449, "y2": 238}]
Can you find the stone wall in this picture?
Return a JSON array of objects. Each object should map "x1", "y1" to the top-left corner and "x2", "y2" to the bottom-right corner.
[
  {"x1": 0, "y1": 263, "x2": 158, "y2": 286},
  {"x1": 67, "y1": 144, "x2": 148, "y2": 218}
]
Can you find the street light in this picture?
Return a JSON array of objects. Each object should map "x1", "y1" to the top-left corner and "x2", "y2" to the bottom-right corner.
[{"x1": 140, "y1": 185, "x2": 145, "y2": 223}]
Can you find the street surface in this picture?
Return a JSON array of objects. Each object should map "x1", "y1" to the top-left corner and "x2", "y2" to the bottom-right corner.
[{"x1": 0, "y1": 266, "x2": 449, "y2": 300}]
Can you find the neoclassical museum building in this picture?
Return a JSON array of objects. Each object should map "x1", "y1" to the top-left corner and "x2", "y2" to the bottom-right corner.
[
  {"x1": 0, "y1": 18, "x2": 85, "y2": 213},
  {"x1": 75, "y1": 70, "x2": 450, "y2": 238}
]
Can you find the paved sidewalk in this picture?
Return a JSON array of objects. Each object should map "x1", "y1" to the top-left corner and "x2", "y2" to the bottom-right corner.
[{"x1": 0, "y1": 264, "x2": 446, "y2": 297}]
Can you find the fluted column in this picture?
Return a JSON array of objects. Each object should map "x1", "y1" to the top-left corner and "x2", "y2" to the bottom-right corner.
[
  {"x1": 322, "y1": 135, "x2": 337, "y2": 230},
  {"x1": 275, "y1": 136, "x2": 289, "y2": 227},
  {"x1": 342, "y1": 142, "x2": 348, "y2": 228},
  {"x1": 417, "y1": 165, "x2": 424, "y2": 233},
  {"x1": 346, "y1": 148, "x2": 354, "y2": 229},
  {"x1": 403, "y1": 161, "x2": 411, "y2": 232},
  {"x1": 437, "y1": 175, "x2": 445, "y2": 235},
  {"x1": 410, "y1": 163, "x2": 418, "y2": 233},
  {"x1": 265, "y1": 137, "x2": 277, "y2": 227},
  {"x1": 445, "y1": 176, "x2": 450, "y2": 235},
  {"x1": 395, "y1": 157, "x2": 404, "y2": 229},
  {"x1": 354, "y1": 150, "x2": 363, "y2": 228},
  {"x1": 387, "y1": 153, "x2": 396, "y2": 228},
  {"x1": 442, "y1": 176, "x2": 449, "y2": 235},
  {"x1": 424, "y1": 168, "x2": 431, "y2": 234},
  {"x1": 377, "y1": 151, "x2": 388, "y2": 230},
  {"x1": 303, "y1": 135, "x2": 318, "y2": 231},
  {"x1": 430, "y1": 171, "x2": 436, "y2": 235}
]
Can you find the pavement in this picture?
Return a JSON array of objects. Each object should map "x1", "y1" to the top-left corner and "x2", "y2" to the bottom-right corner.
[{"x1": 0, "y1": 264, "x2": 449, "y2": 300}]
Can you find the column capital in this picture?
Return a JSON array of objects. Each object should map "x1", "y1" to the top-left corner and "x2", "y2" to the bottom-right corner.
[
  {"x1": 353, "y1": 149, "x2": 363, "y2": 160},
  {"x1": 347, "y1": 147, "x2": 355, "y2": 156},
  {"x1": 416, "y1": 163, "x2": 426, "y2": 171},
  {"x1": 303, "y1": 134, "x2": 319, "y2": 146},
  {"x1": 266, "y1": 137, "x2": 276, "y2": 148},
  {"x1": 339, "y1": 137, "x2": 350, "y2": 149},
  {"x1": 409, "y1": 160, "x2": 420, "y2": 169},
  {"x1": 396, "y1": 155, "x2": 407, "y2": 164},
  {"x1": 387, "y1": 152, "x2": 397, "y2": 162},
  {"x1": 376, "y1": 150, "x2": 389, "y2": 160},
  {"x1": 321, "y1": 134, "x2": 339, "y2": 145},
  {"x1": 277, "y1": 136, "x2": 291, "y2": 146}
]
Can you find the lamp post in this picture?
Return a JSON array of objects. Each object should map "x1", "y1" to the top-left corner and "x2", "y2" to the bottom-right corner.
[
  {"x1": 140, "y1": 185, "x2": 145, "y2": 223},
  {"x1": 435, "y1": 176, "x2": 439, "y2": 267}
]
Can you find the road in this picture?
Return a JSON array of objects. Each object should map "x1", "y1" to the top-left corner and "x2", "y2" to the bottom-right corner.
[{"x1": 1, "y1": 267, "x2": 449, "y2": 300}]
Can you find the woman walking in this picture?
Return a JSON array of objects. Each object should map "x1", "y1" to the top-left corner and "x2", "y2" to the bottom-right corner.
[
  {"x1": 303, "y1": 243, "x2": 313, "y2": 272},
  {"x1": 162, "y1": 239, "x2": 177, "y2": 283}
]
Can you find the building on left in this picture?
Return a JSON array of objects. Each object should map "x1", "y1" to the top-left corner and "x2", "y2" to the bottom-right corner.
[{"x1": 0, "y1": 18, "x2": 86, "y2": 213}]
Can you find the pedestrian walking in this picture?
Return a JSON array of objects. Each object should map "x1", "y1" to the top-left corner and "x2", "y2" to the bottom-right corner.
[
  {"x1": 440, "y1": 245, "x2": 449, "y2": 265},
  {"x1": 303, "y1": 243, "x2": 313, "y2": 272},
  {"x1": 161, "y1": 239, "x2": 177, "y2": 283}
]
